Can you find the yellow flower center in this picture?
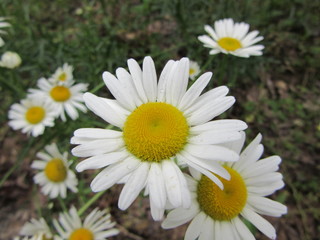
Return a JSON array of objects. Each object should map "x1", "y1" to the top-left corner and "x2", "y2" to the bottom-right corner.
[
  {"x1": 69, "y1": 228, "x2": 93, "y2": 240},
  {"x1": 58, "y1": 72, "x2": 67, "y2": 81},
  {"x1": 25, "y1": 106, "x2": 45, "y2": 124},
  {"x1": 123, "y1": 102, "x2": 189, "y2": 162},
  {"x1": 218, "y1": 37, "x2": 242, "y2": 51},
  {"x1": 50, "y1": 86, "x2": 71, "y2": 102},
  {"x1": 44, "y1": 158, "x2": 67, "y2": 182},
  {"x1": 197, "y1": 166, "x2": 247, "y2": 221},
  {"x1": 189, "y1": 68, "x2": 195, "y2": 75}
]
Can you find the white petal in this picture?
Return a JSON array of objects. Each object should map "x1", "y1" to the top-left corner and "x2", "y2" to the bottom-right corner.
[
  {"x1": 76, "y1": 151, "x2": 128, "y2": 172},
  {"x1": 90, "y1": 157, "x2": 140, "y2": 192},
  {"x1": 83, "y1": 93, "x2": 126, "y2": 128},
  {"x1": 73, "y1": 128, "x2": 122, "y2": 139},
  {"x1": 232, "y1": 217, "x2": 255, "y2": 240},
  {"x1": 178, "y1": 72, "x2": 212, "y2": 111},
  {"x1": 198, "y1": 217, "x2": 214, "y2": 240},
  {"x1": 149, "y1": 197, "x2": 164, "y2": 221},
  {"x1": 248, "y1": 195, "x2": 287, "y2": 217},
  {"x1": 185, "y1": 212, "x2": 206, "y2": 240},
  {"x1": 157, "y1": 60, "x2": 175, "y2": 102},
  {"x1": 118, "y1": 162, "x2": 149, "y2": 210},
  {"x1": 71, "y1": 138, "x2": 124, "y2": 157},
  {"x1": 127, "y1": 58, "x2": 148, "y2": 103},
  {"x1": 148, "y1": 163, "x2": 167, "y2": 209},
  {"x1": 102, "y1": 71, "x2": 136, "y2": 111},
  {"x1": 241, "y1": 207, "x2": 277, "y2": 239},
  {"x1": 242, "y1": 155, "x2": 281, "y2": 179},
  {"x1": 190, "y1": 119, "x2": 247, "y2": 134},
  {"x1": 142, "y1": 56, "x2": 157, "y2": 102},
  {"x1": 204, "y1": 24, "x2": 218, "y2": 40},
  {"x1": 189, "y1": 131, "x2": 242, "y2": 145}
]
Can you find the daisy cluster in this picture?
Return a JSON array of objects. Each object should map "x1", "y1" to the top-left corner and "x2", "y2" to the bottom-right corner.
[
  {"x1": 9, "y1": 18, "x2": 287, "y2": 240},
  {"x1": 0, "y1": 17, "x2": 22, "y2": 69},
  {"x1": 8, "y1": 63, "x2": 88, "y2": 137}
]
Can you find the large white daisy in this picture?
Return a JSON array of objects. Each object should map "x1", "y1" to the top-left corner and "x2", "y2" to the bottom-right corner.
[
  {"x1": 53, "y1": 206, "x2": 119, "y2": 240},
  {"x1": 71, "y1": 56, "x2": 247, "y2": 220},
  {"x1": 198, "y1": 18, "x2": 264, "y2": 58},
  {"x1": 28, "y1": 77, "x2": 88, "y2": 121},
  {"x1": 31, "y1": 143, "x2": 78, "y2": 198},
  {"x1": 20, "y1": 217, "x2": 54, "y2": 240},
  {"x1": 49, "y1": 63, "x2": 74, "y2": 85},
  {"x1": 8, "y1": 96, "x2": 56, "y2": 137},
  {"x1": 162, "y1": 132, "x2": 287, "y2": 240}
]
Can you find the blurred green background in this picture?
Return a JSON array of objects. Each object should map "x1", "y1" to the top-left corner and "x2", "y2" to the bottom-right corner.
[{"x1": 0, "y1": 0, "x2": 319, "y2": 239}]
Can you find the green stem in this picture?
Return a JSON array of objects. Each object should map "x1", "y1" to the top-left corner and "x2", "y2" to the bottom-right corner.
[
  {"x1": 77, "y1": 190, "x2": 106, "y2": 216},
  {"x1": 58, "y1": 196, "x2": 68, "y2": 212}
]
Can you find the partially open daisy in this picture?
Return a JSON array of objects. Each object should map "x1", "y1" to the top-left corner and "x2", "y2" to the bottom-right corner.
[
  {"x1": 49, "y1": 63, "x2": 74, "y2": 84},
  {"x1": 31, "y1": 143, "x2": 78, "y2": 198},
  {"x1": 28, "y1": 77, "x2": 88, "y2": 121},
  {"x1": 198, "y1": 18, "x2": 264, "y2": 58},
  {"x1": 53, "y1": 206, "x2": 119, "y2": 240},
  {"x1": 162, "y1": 132, "x2": 287, "y2": 240},
  {"x1": 189, "y1": 60, "x2": 200, "y2": 81},
  {"x1": 71, "y1": 56, "x2": 247, "y2": 220},
  {"x1": 8, "y1": 96, "x2": 56, "y2": 137},
  {"x1": 0, "y1": 17, "x2": 11, "y2": 47},
  {"x1": 20, "y1": 217, "x2": 54, "y2": 240}
]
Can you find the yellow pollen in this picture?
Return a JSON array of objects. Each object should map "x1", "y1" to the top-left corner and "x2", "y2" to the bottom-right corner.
[
  {"x1": 123, "y1": 102, "x2": 189, "y2": 162},
  {"x1": 44, "y1": 158, "x2": 67, "y2": 182},
  {"x1": 58, "y1": 72, "x2": 67, "y2": 81},
  {"x1": 25, "y1": 106, "x2": 45, "y2": 124},
  {"x1": 69, "y1": 228, "x2": 93, "y2": 240},
  {"x1": 218, "y1": 37, "x2": 242, "y2": 51},
  {"x1": 189, "y1": 68, "x2": 195, "y2": 75},
  {"x1": 50, "y1": 86, "x2": 71, "y2": 102},
  {"x1": 197, "y1": 166, "x2": 247, "y2": 221}
]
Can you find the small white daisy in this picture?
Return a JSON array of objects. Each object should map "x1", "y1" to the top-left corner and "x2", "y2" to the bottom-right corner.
[
  {"x1": 0, "y1": 51, "x2": 22, "y2": 69},
  {"x1": 8, "y1": 96, "x2": 56, "y2": 137},
  {"x1": 20, "y1": 217, "x2": 54, "y2": 240},
  {"x1": 31, "y1": 143, "x2": 78, "y2": 198},
  {"x1": 53, "y1": 206, "x2": 119, "y2": 240},
  {"x1": 198, "y1": 18, "x2": 264, "y2": 58},
  {"x1": 28, "y1": 77, "x2": 88, "y2": 121},
  {"x1": 189, "y1": 60, "x2": 200, "y2": 81},
  {"x1": 162, "y1": 132, "x2": 287, "y2": 240},
  {"x1": 71, "y1": 56, "x2": 247, "y2": 220},
  {"x1": 0, "y1": 17, "x2": 10, "y2": 47},
  {"x1": 49, "y1": 63, "x2": 74, "y2": 84}
]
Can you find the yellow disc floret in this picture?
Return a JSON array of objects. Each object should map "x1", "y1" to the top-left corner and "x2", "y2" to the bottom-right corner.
[
  {"x1": 189, "y1": 68, "x2": 195, "y2": 75},
  {"x1": 123, "y1": 102, "x2": 189, "y2": 162},
  {"x1": 50, "y1": 86, "x2": 71, "y2": 102},
  {"x1": 25, "y1": 106, "x2": 45, "y2": 124},
  {"x1": 218, "y1": 37, "x2": 242, "y2": 51},
  {"x1": 58, "y1": 72, "x2": 67, "y2": 81},
  {"x1": 44, "y1": 158, "x2": 67, "y2": 182},
  {"x1": 197, "y1": 166, "x2": 247, "y2": 221},
  {"x1": 69, "y1": 228, "x2": 93, "y2": 240}
]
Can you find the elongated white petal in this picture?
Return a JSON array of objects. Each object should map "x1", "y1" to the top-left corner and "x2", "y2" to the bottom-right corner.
[
  {"x1": 118, "y1": 162, "x2": 149, "y2": 210},
  {"x1": 241, "y1": 207, "x2": 277, "y2": 239},
  {"x1": 162, "y1": 161, "x2": 182, "y2": 208},
  {"x1": 248, "y1": 196, "x2": 287, "y2": 217},
  {"x1": 148, "y1": 163, "x2": 166, "y2": 209},
  {"x1": 83, "y1": 93, "x2": 126, "y2": 128},
  {"x1": 232, "y1": 217, "x2": 255, "y2": 240},
  {"x1": 185, "y1": 212, "x2": 206, "y2": 240},
  {"x1": 178, "y1": 72, "x2": 212, "y2": 111},
  {"x1": 157, "y1": 60, "x2": 175, "y2": 102},
  {"x1": 189, "y1": 130, "x2": 242, "y2": 145},
  {"x1": 142, "y1": 56, "x2": 158, "y2": 102},
  {"x1": 73, "y1": 128, "x2": 122, "y2": 139}
]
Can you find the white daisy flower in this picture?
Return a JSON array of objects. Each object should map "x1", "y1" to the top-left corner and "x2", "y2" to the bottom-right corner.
[
  {"x1": 8, "y1": 96, "x2": 56, "y2": 137},
  {"x1": 28, "y1": 77, "x2": 88, "y2": 121},
  {"x1": 71, "y1": 56, "x2": 247, "y2": 220},
  {"x1": 31, "y1": 143, "x2": 78, "y2": 198},
  {"x1": 198, "y1": 18, "x2": 264, "y2": 58},
  {"x1": 20, "y1": 217, "x2": 54, "y2": 240},
  {"x1": 49, "y1": 63, "x2": 74, "y2": 84},
  {"x1": 162, "y1": 132, "x2": 287, "y2": 240},
  {"x1": 189, "y1": 60, "x2": 200, "y2": 81},
  {"x1": 0, "y1": 51, "x2": 22, "y2": 69},
  {"x1": 53, "y1": 206, "x2": 119, "y2": 240}
]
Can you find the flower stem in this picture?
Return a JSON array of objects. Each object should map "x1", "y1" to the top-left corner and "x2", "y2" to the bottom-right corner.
[{"x1": 77, "y1": 190, "x2": 106, "y2": 216}]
